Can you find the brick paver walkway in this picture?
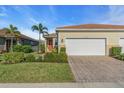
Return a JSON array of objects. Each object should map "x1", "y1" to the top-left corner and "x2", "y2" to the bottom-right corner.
[{"x1": 68, "y1": 56, "x2": 124, "y2": 83}]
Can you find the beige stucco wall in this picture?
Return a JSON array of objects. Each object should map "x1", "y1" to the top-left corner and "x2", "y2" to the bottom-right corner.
[{"x1": 57, "y1": 31, "x2": 124, "y2": 55}]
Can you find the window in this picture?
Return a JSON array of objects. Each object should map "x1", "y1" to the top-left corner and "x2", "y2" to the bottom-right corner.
[{"x1": 0, "y1": 37, "x2": 5, "y2": 45}]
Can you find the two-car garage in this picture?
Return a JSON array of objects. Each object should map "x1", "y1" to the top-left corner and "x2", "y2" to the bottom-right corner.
[
  {"x1": 65, "y1": 38, "x2": 106, "y2": 56},
  {"x1": 56, "y1": 24, "x2": 124, "y2": 56}
]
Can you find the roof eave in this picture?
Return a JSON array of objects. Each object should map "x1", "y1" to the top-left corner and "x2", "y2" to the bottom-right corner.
[{"x1": 56, "y1": 28, "x2": 124, "y2": 32}]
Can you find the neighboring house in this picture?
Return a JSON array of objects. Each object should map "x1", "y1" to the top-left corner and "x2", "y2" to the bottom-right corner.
[
  {"x1": 0, "y1": 29, "x2": 38, "y2": 52},
  {"x1": 56, "y1": 24, "x2": 124, "y2": 56},
  {"x1": 44, "y1": 33, "x2": 57, "y2": 52}
]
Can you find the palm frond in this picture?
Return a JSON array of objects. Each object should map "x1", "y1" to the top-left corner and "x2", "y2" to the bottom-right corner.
[
  {"x1": 13, "y1": 27, "x2": 18, "y2": 31},
  {"x1": 15, "y1": 31, "x2": 21, "y2": 34},
  {"x1": 9, "y1": 24, "x2": 13, "y2": 29},
  {"x1": 43, "y1": 31, "x2": 49, "y2": 35},
  {"x1": 15, "y1": 31, "x2": 21, "y2": 36},
  {"x1": 42, "y1": 31, "x2": 49, "y2": 38},
  {"x1": 9, "y1": 24, "x2": 17, "y2": 31},
  {"x1": 32, "y1": 25, "x2": 39, "y2": 31},
  {"x1": 3, "y1": 28, "x2": 11, "y2": 33},
  {"x1": 43, "y1": 27, "x2": 48, "y2": 31},
  {"x1": 39, "y1": 23, "x2": 43, "y2": 32},
  {"x1": 14, "y1": 31, "x2": 21, "y2": 37},
  {"x1": 39, "y1": 23, "x2": 43, "y2": 29}
]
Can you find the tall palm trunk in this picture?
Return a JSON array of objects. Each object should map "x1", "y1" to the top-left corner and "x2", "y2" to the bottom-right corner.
[
  {"x1": 38, "y1": 32, "x2": 41, "y2": 53},
  {"x1": 10, "y1": 37, "x2": 13, "y2": 52}
]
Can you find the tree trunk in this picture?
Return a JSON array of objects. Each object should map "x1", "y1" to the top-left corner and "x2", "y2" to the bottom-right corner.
[
  {"x1": 10, "y1": 37, "x2": 13, "y2": 52},
  {"x1": 38, "y1": 32, "x2": 41, "y2": 53}
]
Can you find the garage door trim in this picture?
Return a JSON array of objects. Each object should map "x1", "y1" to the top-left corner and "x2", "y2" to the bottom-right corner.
[
  {"x1": 65, "y1": 38, "x2": 107, "y2": 56},
  {"x1": 119, "y1": 38, "x2": 124, "y2": 53}
]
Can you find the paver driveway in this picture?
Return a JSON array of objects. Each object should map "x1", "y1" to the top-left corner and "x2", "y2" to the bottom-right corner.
[{"x1": 68, "y1": 56, "x2": 124, "y2": 83}]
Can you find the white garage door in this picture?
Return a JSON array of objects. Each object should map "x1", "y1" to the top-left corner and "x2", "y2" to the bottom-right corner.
[
  {"x1": 119, "y1": 39, "x2": 124, "y2": 53},
  {"x1": 65, "y1": 38, "x2": 106, "y2": 56}
]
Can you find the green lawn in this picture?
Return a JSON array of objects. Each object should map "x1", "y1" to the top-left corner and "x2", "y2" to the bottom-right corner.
[{"x1": 0, "y1": 62, "x2": 75, "y2": 83}]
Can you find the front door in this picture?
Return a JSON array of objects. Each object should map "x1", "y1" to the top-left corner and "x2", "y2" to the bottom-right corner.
[
  {"x1": 6, "y1": 39, "x2": 17, "y2": 52},
  {"x1": 47, "y1": 38, "x2": 53, "y2": 51},
  {"x1": 6, "y1": 39, "x2": 11, "y2": 52}
]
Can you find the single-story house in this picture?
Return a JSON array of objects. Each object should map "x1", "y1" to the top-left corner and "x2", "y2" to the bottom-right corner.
[
  {"x1": 55, "y1": 24, "x2": 124, "y2": 56},
  {"x1": 0, "y1": 29, "x2": 38, "y2": 52}
]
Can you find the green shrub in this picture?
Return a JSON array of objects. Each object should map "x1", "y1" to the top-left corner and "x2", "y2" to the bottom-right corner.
[
  {"x1": 0, "y1": 54, "x2": 2, "y2": 62},
  {"x1": 22, "y1": 45, "x2": 33, "y2": 53},
  {"x1": 116, "y1": 53, "x2": 124, "y2": 60},
  {"x1": 13, "y1": 45, "x2": 33, "y2": 53},
  {"x1": 40, "y1": 44, "x2": 45, "y2": 53},
  {"x1": 111, "y1": 47, "x2": 122, "y2": 56},
  {"x1": 60, "y1": 47, "x2": 66, "y2": 53},
  {"x1": 44, "y1": 52, "x2": 57, "y2": 62},
  {"x1": 1, "y1": 52, "x2": 25, "y2": 64},
  {"x1": 44, "y1": 52, "x2": 68, "y2": 63},
  {"x1": 25, "y1": 54, "x2": 35, "y2": 62},
  {"x1": 35, "y1": 55, "x2": 43, "y2": 62},
  {"x1": 13, "y1": 45, "x2": 23, "y2": 52},
  {"x1": 57, "y1": 52, "x2": 68, "y2": 63},
  {"x1": 51, "y1": 48, "x2": 57, "y2": 53}
]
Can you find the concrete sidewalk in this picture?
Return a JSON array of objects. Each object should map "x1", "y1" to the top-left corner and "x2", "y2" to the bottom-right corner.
[{"x1": 0, "y1": 82, "x2": 124, "y2": 88}]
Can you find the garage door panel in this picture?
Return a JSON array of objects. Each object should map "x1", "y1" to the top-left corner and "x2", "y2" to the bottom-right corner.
[{"x1": 65, "y1": 38, "x2": 105, "y2": 56}]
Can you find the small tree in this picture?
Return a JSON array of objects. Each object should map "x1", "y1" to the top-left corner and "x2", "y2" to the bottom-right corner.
[{"x1": 32, "y1": 23, "x2": 48, "y2": 53}]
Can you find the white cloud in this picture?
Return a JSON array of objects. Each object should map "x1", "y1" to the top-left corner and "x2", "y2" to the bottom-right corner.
[
  {"x1": 29, "y1": 17, "x2": 39, "y2": 24},
  {"x1": 0, "y1": 13, "x2": 7, "y2": 16},
  {"x1": 0, "y1": 6, "x2": 8, "y2": 17},
  {"x1": 12, "y1": 6, "x2": 48, "y2": 26},
  {"x1": 102, "y1": 6, "x2": 124, "y2": 25},
  {"x1": 0, "y1": 20, "x2": 11, "y2": 28},
  {"x1": 48, "y1": 28, "x2": 55, "y2": 33},
  {"x1": 20, "y1": 27, "x2": 40, "y2": 40},
  {"x1": 48, "y1": 6, "x2": 59, "y2": 22}
]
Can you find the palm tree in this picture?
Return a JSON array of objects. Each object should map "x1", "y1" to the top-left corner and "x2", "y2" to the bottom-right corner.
[
  {"x1": 4, "y1": 24, "x2": 21, "y2": 52},
  {"x1": 32, "y1": 23, "x2": 48, "y2": 53}
]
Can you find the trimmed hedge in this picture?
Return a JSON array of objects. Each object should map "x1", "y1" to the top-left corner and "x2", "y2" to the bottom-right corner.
[
  {"x1": 57, "y1": 52, "x2": 68, "y2": 63},
  {"x1": 60, "y1": 47, "x2": 66, "y2": 53},
  {"x1": 1, "y1": 52, "x2": 25, "y2": 64},
  {"x1": 22, "y1": 45, "x2": 33, "y2": 53},
  {"x1": 35, "y1": 55, "x2": 43, "y2": 62},
  {"x1": 24, "y1": 54, "x2": 35, "y2": 62},
  {"x1": 44, "y1": 52, "x2": 57, "y2": 62},
  {"x1": 44, "y1": 52, "x2": 67, "y2": 63},
  {"x1": 0, "y1": 48, "x2": 68, "y2": 64},
  {"x1": 13, "y1": 45, "x2": 33, "y2": 53},
  {"x1": 111, "y1": 47, "x2": 122, "y2": 56},
  {"x1": 13, "y1": 45, "x2": 23, "y2": 52}
]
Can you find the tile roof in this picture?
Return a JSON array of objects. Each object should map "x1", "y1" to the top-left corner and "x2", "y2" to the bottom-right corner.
[
  {"x1": 0, "y1": 29, "x2": 38, "y2": 42},
  {"x1": 56, "y1": 24, "x2": 124, "y2": 29},
  {"x1": 44, "y1": 33, "x2": 57, "y2": 38}
]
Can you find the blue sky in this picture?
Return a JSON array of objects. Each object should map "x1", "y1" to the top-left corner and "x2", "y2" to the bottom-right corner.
[{"x1": 0, "y1": 5, "x2": 124, "y2": 39}]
